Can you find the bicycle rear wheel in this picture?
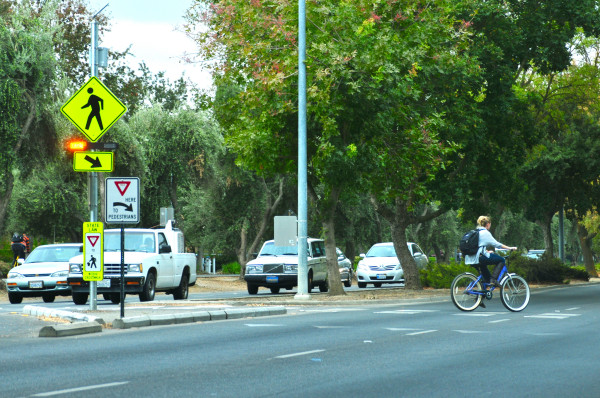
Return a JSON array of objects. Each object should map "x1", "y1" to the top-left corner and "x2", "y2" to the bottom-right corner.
[
  {"x1": 500, "y1": 274, "x2": 530, "y2": 312},
  {"x1": 450, "y1": 273, "x2": 482, "y2": 311}
]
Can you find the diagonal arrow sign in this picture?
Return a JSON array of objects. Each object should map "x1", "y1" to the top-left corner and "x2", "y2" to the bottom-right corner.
[
  {"x1": 84, "y1": 155, "x2": 102, "y2": 168},
  {"x1": 113, "y1": 202, "x2": 133, "y2": 211}
]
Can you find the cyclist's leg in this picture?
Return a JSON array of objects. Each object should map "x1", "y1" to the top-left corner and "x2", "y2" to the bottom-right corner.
[
  {"x1": 481, "y1": 253, "x2": 504, "y2": 283},
  {"x1": 473, "y1": 261, "x2": 492, "y2": 284}
]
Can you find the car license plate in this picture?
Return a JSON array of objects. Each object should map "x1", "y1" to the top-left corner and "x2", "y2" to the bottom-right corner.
[
  {"x1": 266, "y1": 276, "x2": 279, "y2": 283},
  {"x1": 376, "y1": 274, "x2": 387, "y2": 280},
  {"x1": 97, "y1": 279, "x2": 111, "y2": 288},
  {"x1": 29, "y1": 281, "x2": 43, "y2": 289}
]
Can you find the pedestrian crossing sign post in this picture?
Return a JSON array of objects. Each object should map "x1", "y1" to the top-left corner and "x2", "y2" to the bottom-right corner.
[
  {"x1": 83, "y1": 222, "x2": 104, "y2": 281},
  {"x1": 61, "y1": 76, "x2": 127, "y2": 142}
]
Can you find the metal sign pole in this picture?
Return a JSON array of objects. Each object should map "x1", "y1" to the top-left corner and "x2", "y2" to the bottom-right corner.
[
  {"x1": 120, "y1": 223, "x2": 125, "y2": 318},
  {"x1": 88, "y1": 18, "x2": 99, "y2": 311}
]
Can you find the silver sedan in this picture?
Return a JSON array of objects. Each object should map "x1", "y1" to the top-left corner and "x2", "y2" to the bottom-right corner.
[{"x1": 6, "y1": 243, "x2": 82, "y2": 304}]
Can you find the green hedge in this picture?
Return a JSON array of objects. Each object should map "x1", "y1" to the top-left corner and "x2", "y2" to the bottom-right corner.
[
  {"x1": 420, "y1": 253, "x2": 591, "y2": 289},
  {"x1": 221, "y1": 262, "x2": 241, "y2": 274}
]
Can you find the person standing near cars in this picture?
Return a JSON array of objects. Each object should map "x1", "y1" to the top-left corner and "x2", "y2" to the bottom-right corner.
[
  {"x1": 464, "y1": 216, "x2": 517, "y2": 286},
  {"x1": 10, "y1": 233, "x2": 26, "y2": 266}
]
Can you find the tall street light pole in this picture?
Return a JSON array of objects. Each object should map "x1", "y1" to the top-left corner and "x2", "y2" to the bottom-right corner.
[{"x1": 295, "y1": 0, "x2": 309, "y2": 300}]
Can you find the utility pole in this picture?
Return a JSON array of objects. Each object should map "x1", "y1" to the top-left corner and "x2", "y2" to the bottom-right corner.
[
  {"x1": 88, "y1": 4, "x2": 109, "y2": 310},
  {"x1": 295, "y1": 0, "x2": 309, "y2": 300}
]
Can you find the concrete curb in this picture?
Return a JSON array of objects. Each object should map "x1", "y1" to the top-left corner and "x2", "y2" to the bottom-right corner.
[
  {"x1": 39, "y1": 321, "x2": 102, "y2": 337},
  {"x1": 111, "y1": 306, "x2": 286, "y2": 329},
  {"x1": 23, "y1": 305, "x2": 105, "y2": 324},
  {"x1": 24, "y1": 305, "x2": 287, "y2": 335}
]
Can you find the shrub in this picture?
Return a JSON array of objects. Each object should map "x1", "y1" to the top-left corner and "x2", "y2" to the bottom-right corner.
[
  {"x1": 221, "y1": 262, "x2": 241, "y2": 275},
  {"x1": 420, "y1": 258, "x2": 472, "y2": 289},
  {"x1": 420, "y1": 253, "x2": 590, "y2": 288}
]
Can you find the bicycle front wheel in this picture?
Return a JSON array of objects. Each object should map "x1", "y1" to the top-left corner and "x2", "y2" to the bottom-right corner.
[
  {"x1": 450, "y1": 273, "x2": 482, "y2": 311},
  {"x1": 500, "y1": 274, "x2": 530, "y2": 312}
]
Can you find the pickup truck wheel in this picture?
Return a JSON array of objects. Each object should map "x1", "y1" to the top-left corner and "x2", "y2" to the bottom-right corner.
[
  {"x1": 8, "y1": 292, "x2": 22, "y2": 304},
  {"x1": 139, "y1": 272, "x2": 156, "y2": 302},
  {"x1": 73, "y1": 292, "x2": 88, "y2": 305},
  {"x1": 269, "y1": 287, "x2": 280, "y2": 294},
  {"x1": 173, "y1": 273, "x2": 189, "y2": 300},
  {"x1": 42, "y1": 294, "x2": 55, "y2": 303},
  {"x1": 109, "y1": 293, "x2": 121, "y2": 304},
  {"x1": 307, "y1": 272, "x2": 313, "y2": 293},
  {"x1": 319, "y1": 281, "x2": 329, "y2": 293},
  {"x1": 102, "y1": 294, "x2": 110, "y2": 301},
  {"x1": 344, "y1": 279, "x2": 352, "y2": 288},
  {"x1": 247, "y1": 283, "x2": 258, "y2": 295}
]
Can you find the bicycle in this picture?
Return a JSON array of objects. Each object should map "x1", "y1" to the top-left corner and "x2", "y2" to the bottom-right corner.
[{"x1": 450, "y1": 255, "x2": 530, "y2": 312}]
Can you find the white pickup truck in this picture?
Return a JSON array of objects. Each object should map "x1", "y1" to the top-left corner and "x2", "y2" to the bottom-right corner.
[{"x1": 68, "y1": 221, "x2": 197, "y2": 305}]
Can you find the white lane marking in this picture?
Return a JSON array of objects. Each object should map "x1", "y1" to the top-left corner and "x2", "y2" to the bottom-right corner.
[
  {"x1": 405, "y1": 330, "x2": 437, "y2": 336},
  {"x1": 375, "y1": 309, "x2": 439, "y2": 315},
  {"x1": 274, "y1": 349, "x2": 326, "y2": 359},
  {"x1": 245, "y1": 324, "x2": 282, "y2": 327},
  {"x1": 454, "y1": 330, "x2": 490, "y2": 334},
  {"x1": 314, "y1": 326, "x2": 349, "y2": 329},
  {"x1": 32, "y1": 381, "x2": 129, "y2": 396},
  {"x1": 454, "y1": 312, "x2": 504, "y2": 317},
  {"x1": 524, "y1": 313, "x2": 581, "y2": 320},
  {"x1": 301, "y1": 308, "x2": 365, "y2": 313},
  {"x1": 566, "y1": 307, "x2": 580, "y2": 311},
  {"x1": 386, "y1": 328, "x2": 421, "y2": 332},
  {"x1": 489, "y1": 319, "x2": 510, "y2": 324}
]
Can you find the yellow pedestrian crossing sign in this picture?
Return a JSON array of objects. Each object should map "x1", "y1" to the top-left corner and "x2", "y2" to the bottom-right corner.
[{"x1": 61, "y1": 76, "x2": 127, "y2": 142}]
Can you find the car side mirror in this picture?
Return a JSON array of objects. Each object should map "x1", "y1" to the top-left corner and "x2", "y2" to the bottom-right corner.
[
  {"x1": 359, "y1": 253, "x2": 366, "y2": 258},
  {"x1": 159, "y1": 245, "x2": 172, "y2": 254}
]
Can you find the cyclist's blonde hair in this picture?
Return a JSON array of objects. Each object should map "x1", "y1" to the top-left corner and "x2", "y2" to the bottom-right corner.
[{"x1": 477, "y1": 216, "x2": 491, "y2": 227}]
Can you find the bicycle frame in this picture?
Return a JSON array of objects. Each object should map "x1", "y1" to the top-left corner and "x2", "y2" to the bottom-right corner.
[{"x1": 466, "y1": 256, "x2": 511, "y2": 296}]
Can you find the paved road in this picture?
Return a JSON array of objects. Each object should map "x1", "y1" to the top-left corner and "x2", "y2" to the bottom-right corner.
[{"x1": 1, "y1": 283, "x2": 599, "y2": 397}]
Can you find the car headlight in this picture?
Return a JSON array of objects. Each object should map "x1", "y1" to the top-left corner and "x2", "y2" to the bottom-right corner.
[
  {"x1": 283, "y1": 264, "x2": 297, "y2": 273},
  {"x1": 128, "y1": 263, "x2": 143, "y2": 273},
  {"x1": 7, "y1": 271, "x2": 24, "y2": 279},
  {"x1": 69, "y1": 264, "x2": 82, "y2": 273},
  {"x1": 246, "y1": 264, "x2": 263, "y2": 274},
  {"x1": 51, "y1": 270, "x2": 69, "y2": 278},
  {"x1": 358, "y1": 262, "x2": 368, "y2": 270}
]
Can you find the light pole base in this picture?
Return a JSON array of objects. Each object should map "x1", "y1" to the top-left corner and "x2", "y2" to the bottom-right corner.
[{"x1": 294, "y1": 293, "x2": 311, "y2": 300}]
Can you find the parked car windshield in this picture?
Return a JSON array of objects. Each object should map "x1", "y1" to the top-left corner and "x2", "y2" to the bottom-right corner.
[
  {"x1": 259, "y1": 241, "x2": 298, "y2": 256},
  {"x1": 105, "y1": 232, "x2": 156, "y2": 252},
  {"x1": 25, "y1": 245, "x2": 81, "y2": 263},
  {"x1": 366, "y1": 245, "x2": 396, "y2": 257}
]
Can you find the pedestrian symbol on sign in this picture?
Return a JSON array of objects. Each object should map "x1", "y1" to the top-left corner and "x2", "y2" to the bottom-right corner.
[
  {"x1": 82, "y1": 88, "x2": 104, "y2": 130},
  {"x1": 87, "y1": 255, "x2": 97, "y2": 269}
]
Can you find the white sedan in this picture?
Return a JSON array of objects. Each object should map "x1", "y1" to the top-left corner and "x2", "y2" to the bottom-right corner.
[
  {"x1": 6, "y1": 243, "x2": 82, "y2": 304},
  {"x1": 356, "y1": 242, "x2": 428, "y2": 288}
]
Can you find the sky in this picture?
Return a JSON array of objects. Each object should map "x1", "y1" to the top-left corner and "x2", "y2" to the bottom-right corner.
[{"x1": 88, "y1": 0, "x2": 213, "y2": 91}]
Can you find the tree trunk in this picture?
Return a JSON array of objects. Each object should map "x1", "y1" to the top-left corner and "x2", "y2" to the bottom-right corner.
[
  {"x1": 577, "y1": 222, "x2": 598, "y2": 277},
  {"x1": 236, "y1": 178, "x2": 285, "y2": 279},
  {"x1": 389, "y1": 199, "x2": 422, "y2": 290},
  {"x1": 536, "y1": 215, "x2": 554, "y2": 258},
  {"x1": 322, "y1": 186, "x2": 345, "y2": 296}
]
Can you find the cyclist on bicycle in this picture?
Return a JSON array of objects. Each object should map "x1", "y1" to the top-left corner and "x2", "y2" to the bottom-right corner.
[
  {"x1": 10, "y1": 232, "x2": 26, "y2": 266},
  {"x1": 464, "y1": 216, "x2": 517, "y2": 287}
]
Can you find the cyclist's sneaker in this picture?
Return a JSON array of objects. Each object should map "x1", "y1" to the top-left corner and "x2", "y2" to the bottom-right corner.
[
  {"x1": 478, "y1": 301, "x2": 486, "y2": 309},
  {"x1": 490, "y1": 279, "x2": 500, "y2": 287}
]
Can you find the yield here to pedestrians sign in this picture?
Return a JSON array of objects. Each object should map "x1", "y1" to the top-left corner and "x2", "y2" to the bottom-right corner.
[
  {"x1": 61, "y1": 76, "x2": 127, "y2": 142},
  {"x1": 83, "y1": 222, "x2": 103, "y2": 281},
  {"x1": 105, "y1": 177, "x2": 140, "y2": 224}
]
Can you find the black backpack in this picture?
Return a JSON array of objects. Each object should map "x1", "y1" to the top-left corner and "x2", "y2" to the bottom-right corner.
[{"x1": 459, "y1": 229, "x2": 480, "y2": 255}]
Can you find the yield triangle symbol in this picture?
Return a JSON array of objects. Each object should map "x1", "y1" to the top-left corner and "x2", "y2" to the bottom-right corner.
[
  {"x1": 115, "y1": 181, "x2": 131, "y2": 196},
  {"x1": 87, "y1": 235, "x2": 99, "y2": 247}
]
